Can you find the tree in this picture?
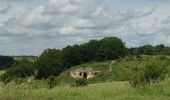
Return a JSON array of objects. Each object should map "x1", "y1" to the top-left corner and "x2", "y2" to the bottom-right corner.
[
  {"x1": 155, "y1": 44, "x2": 165, "y2": 54},
  {"x1": 95, "y1": 37, "x2": 128, "y2": 61},
  {"x1": 34, "y1": 49, "x2": 63, "y2": 79},
  {"x1": 0, "y1": 58, "x2": 34, "y2": 83},
  {"x1": 0, "y1": 56, "x2": 14, "y2": 70},
  {"x1": 62, "y1": 45, "x2": 83, "y2": 68}
]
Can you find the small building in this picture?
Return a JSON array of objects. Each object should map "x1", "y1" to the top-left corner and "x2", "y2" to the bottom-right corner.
[{"x1": 70, "y1": 68, "x2": 100, "y2": 79}]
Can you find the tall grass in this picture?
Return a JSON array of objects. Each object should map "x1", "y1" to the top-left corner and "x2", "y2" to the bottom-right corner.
[{"x1": 1, "y1": 80, "x2": 170, "y2": 100}]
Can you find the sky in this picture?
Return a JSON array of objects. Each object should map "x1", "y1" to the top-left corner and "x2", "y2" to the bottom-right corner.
[{"x1": 0, "y1": 0, "x2": 170, "y2": 55}]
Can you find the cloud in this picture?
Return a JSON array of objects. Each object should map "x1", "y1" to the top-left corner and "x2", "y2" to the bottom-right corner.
[
  {"x1": 0, "y1": 4, "x2": 10, "y2": 13},
  {"x1": 0, "y1": 0, "x2": 169, "y2": 55},
  {"x1": 134, "y1": 5, "x2": 156, "y2": 18}
]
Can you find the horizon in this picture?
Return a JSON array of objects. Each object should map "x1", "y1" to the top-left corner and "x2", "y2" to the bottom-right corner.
[{"x1": 0, "y1": 0, "x2": 170, "y2": 55}]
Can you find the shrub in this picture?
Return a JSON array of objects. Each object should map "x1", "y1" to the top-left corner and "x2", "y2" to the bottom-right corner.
[
  {"x1": 0, "y1": 58, "x2": 34, "y2": 83},
  {"x1": 72, "y1": 78, "x2": 88, "y2": 87},
  {"x1": 0, "y1": 73, "x2": 13, "y2": 83},
  {"x1": 130, "y1": 61, "x2": 169, "y2": 87},
  {"x1": 47, "y1": 76, "x2": 57, "y2": 89}
]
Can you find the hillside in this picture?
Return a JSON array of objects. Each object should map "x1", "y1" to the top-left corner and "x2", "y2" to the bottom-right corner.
[{"x1": 56, "y1": 55, "x2": 170, "y2": 85}]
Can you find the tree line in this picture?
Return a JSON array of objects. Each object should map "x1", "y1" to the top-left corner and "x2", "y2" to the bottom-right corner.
[
  {"x1": 0, "y1": 56, "x2": 14, "y2": 70},
  {"x1": 129, "y1": 44, "x2": 170, "y2": 55},
  {"x1": 1, "y1": 37, "x2": 170, "y2": 82}
]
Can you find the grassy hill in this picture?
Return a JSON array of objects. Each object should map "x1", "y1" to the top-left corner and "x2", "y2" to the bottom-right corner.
[{"x1": 56, "y1": 55, "x2": 170, "y2": 85}]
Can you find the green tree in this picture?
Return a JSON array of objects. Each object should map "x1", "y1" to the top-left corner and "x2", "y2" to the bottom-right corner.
[
  {"x1": 0, "y1": 58, "x2": 34, "y2": 83},
  {"x1": 34, "y1": 49, "x2": 63, "y2": 79},
  {"x1": 0, "y1": 56, "x2": 14, "y2": 70},
  {"x1": 95, "y1": 37, "x2": 128, "y2": 61},
  {"x1": 62, "y1": 45, "x2": 83, "y2": 68}
]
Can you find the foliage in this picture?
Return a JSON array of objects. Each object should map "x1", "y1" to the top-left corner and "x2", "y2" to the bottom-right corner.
[
  {"x1": 0, "y1": 56, "x2": 14, "y2": 70},
  {"x1": 0, "y1": 58, "x2": 34, "y2": 83},
  {"x1": 129, "y1": 44, "x2": 170, "y2": 55},
  {"x1": 72, "y1": 78, "x2": 88, "y2": 87},
  {"x1": 130, "y1": 61, "x2": 169, "y2": 87},
  {"x1": 47, "y1": 76, "x2": 57, "y2": 89},
  {"x1": 62, "y1": 37, "x2": 128, "y2": 68},
  {"x1": 2, "y1": 36, "x2": 170, "y2": 82},
  {"x1": 34, "y1": 49, "x2": 63, "y2": 79}
]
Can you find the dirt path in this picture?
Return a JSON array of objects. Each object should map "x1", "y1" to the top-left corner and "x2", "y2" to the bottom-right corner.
[{"x1": 109, "y1": 60, "x2": 116, "y2": 72}]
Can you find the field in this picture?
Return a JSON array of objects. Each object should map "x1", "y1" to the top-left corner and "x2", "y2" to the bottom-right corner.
[
  {"x1": 1, "y1": 80, "x2": 170, "y2": 100},
  {"x1": 1, "y1": 55, "x2": 170, "y2": 100}
]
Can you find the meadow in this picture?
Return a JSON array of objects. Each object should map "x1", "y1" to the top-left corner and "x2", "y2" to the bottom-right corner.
[{"x1": 1, "y1": 80, "x2": 170, "y2": 100}]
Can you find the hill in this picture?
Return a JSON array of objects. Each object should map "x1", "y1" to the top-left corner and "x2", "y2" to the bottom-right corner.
[{"x1": 56, "y1": 55, "x2": 170, "y2": 85}]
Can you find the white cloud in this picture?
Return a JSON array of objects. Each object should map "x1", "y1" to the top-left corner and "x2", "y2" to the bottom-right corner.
[{"x1": 1, "y1": 0, "x2": 170, "y2": 55}]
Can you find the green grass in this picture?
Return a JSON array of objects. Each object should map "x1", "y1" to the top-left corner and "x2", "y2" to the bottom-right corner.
[
  {"x1": 0, "y1": 70, "x2": 5, "y2": 75},
  {"x1": 1, "y1": 80, "x2": 170, "y2": 100}
]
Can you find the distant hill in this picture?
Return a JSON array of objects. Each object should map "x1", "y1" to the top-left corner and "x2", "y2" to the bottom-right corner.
[{"x1": 12, "y1": 56, "x2": 38, "y2": 61}]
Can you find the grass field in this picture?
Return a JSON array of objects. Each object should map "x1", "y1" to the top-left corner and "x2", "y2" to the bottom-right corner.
[{"x1": 1, "y1": 80, "x2": 170, "y2": 100}]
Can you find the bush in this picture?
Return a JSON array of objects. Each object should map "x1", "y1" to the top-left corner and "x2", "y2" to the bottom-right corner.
[
  {"x1": 0, "y1": 73, "x2": 13, "y2": 83},
  {"x1": 0, "y1": 58, "x2": 34, "y2": 83},
  {"x1": 47, "y1": 76, "x2": 57, "y2": 89},
  {"x1": 130, "y1": 61, "x2": 169, "y2": 87},
  {"x1": 72, "y1": 78, "x2": 88, "y2": 87}
]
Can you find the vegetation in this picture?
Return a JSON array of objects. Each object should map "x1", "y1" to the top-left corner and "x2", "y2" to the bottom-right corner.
[
  {"x1": 0, "y1": 56, "x2": 14, "y2": 70},
  {"x1": 0, "y1": 59, "x2": 34, "y2": 83},
  {"x1": 129, "y1": 61, "x2": 169, "y2": 87},
  {"x1": 130, "y1": 44, "x2": 170, "y2": 55},
  {"x1": 1, "y1": 37, "x2": 170, "y2": 99},
  {"x1": 72, "y1": 78, "x2": 88, "y2": 87},
  {"x1": 34, "y1": 49, "x2": 63, "y2": 79},
  {"x1": 0, "y1": 70, "x2": 5, "y2": 76},
  {"x1": 62, "y1": 37, "x2": 127, "y2": 68},
  {"x1": 47, "y1": 76, "x2": 57, "y2": 89},
  {"x1": 1, "y1": 37, "x2": 170, "y2": 81},
  {"x1": 1, "y1": 80, "x2": 170, "y2": 100}
]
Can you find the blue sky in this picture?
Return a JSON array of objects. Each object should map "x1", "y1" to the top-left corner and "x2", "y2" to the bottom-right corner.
[{"x1": 0, "y1": 0, "x2": 170, "y2": 55}]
